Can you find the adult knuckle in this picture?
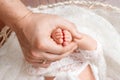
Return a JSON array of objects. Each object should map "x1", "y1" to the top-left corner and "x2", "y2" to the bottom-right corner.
[
  {"x1": 30, "y1": 51, "x2": 37, "y2": 58},
  {"x1": 34, "y1": 39, "x2": 46, "y2": 51},
  {"x1": 25, "y1": 53, "x2": 35, "y2": 62},
  {"x1": 25, "y1": 57, "x2": 33, "y2": 64}
]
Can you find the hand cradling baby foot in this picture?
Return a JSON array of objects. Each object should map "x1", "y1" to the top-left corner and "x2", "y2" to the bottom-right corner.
[
  {"x1": 51, "y1": 28, "x2": 72, "y2": 46},
  {"x1": 51, "y1": 28, "x2": 97, "y2": 50}
]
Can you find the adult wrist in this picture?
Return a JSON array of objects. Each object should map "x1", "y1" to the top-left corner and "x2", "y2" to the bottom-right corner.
[
  {"x1": 12, "y1": 11, "x2": 33, "y2": 31},
  {"x1": 0, "y1": 0, "x2": 31, "y2": 29}
]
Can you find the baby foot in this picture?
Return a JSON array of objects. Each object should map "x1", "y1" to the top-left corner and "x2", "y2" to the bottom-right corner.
[
  {"x1": 51, "y1": 28, "x2": 72, "y2": 46},
  {"x1": 62, "y1": 29, "x2": 72, "y2": 46},
  {"x1": 51, "y1": 28, "x2": 64, "y2": 44}
]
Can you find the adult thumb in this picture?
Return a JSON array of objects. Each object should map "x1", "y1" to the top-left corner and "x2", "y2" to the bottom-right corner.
[{"x1": 61, "y1": 21, "x2": 82, "y2": 39}]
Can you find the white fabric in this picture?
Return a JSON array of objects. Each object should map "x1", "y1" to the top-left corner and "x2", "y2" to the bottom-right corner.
[
  {"x1": 26, "y1": 42, "x2": 105, "y2": 80},
  {"x1": 0, "y1": 5, "x2": 120, "y2": 80}
]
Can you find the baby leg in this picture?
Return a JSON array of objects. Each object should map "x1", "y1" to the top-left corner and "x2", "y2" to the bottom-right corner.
[
  {"x1": 78, "y1": 65, "x2": 95, "y2": 80},
  {"x1": 75, "y1": 33, "x2": 97, "y2": 50}
]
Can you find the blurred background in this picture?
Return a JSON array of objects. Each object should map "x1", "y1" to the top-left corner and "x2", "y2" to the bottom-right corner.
[{"x1": 21, "y1": 0, "x2": 120, "y2": 8}]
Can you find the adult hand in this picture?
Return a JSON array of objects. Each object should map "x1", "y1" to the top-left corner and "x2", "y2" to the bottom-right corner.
[
  {"x1": 0, "y1": 0, "x2": 81, "y2": 68},
  {"x1": 13, "y1": 13, "x2": 80, "y2": 67}
]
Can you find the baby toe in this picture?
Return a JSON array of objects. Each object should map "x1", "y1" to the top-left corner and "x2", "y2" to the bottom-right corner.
[
  {"x1": 56, "y1": 28, "x2": 62, "y2": 33},
  {"x1": 58, "y1": 38, "x2": 63, "y2": 44},
  {"x1": 63, "y1": 30, "x2": 72, "y2": 42},
  {"x1": 51, "y1": 28, "x2": 64, "y2": 44}
]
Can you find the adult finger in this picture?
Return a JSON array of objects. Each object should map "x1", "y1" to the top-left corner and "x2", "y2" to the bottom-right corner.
[
  {"x1": 41, "y1": 39, "x2": 77, "y2": 54},
  {"x1": 28, "y1": 45, "x2": 77, "y2": 68},
  {"x1": 60, "y1": 20, "x2": 82, "y2": 39},
  {"x1": 41, "y1": 43, "x2": 77, "y2": 62},
  {"x1": 31, "y1": 61, "x2": 51, "y2": 68}
]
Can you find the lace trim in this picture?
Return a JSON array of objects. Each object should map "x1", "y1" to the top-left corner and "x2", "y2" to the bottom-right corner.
[
  {"x1": 77, "y1": 42, "x2": 103, "y2": 60},
  {"x1": 26, "y1": 41, "x2": 102, "y2": 78},
  {"x1": 37, "y1": 0, "x2": 120, "y2": 11}
]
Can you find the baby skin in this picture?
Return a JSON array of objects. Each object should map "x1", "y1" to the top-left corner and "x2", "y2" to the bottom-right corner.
[
  {"x1": 51, "y1": 28, "x2": 97, "y2": 50},
  {"x1": 47, "y1": 28, "x2": 97, "y2": 80}
]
